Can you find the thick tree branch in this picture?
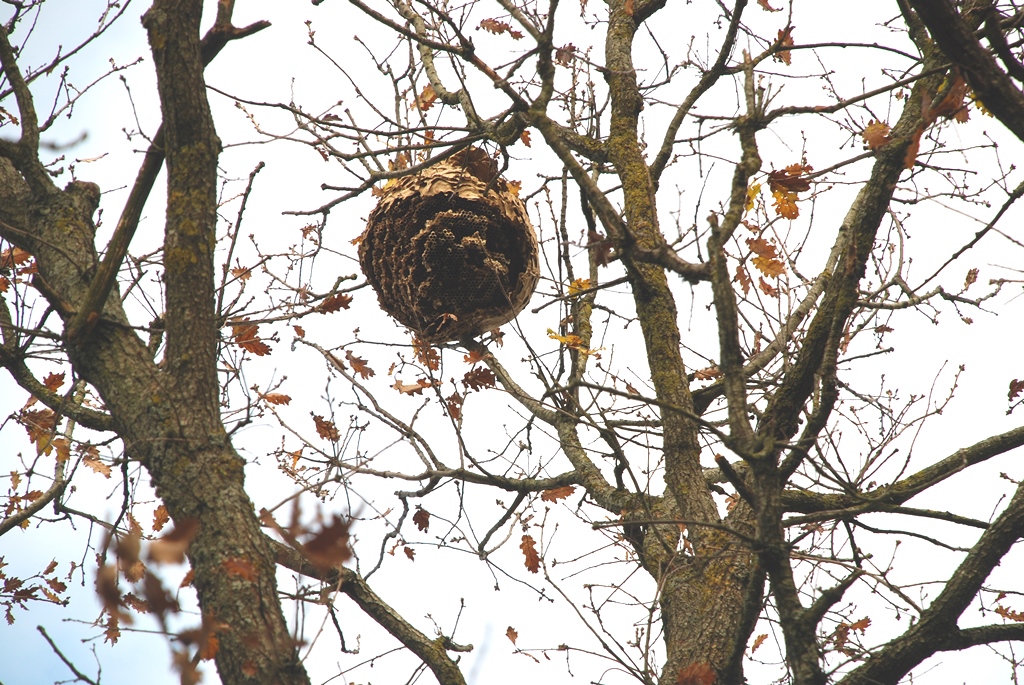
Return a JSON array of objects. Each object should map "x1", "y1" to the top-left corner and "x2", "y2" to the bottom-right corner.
[
  {"x1": 908, "y1": 0, "x2": 1024, "y2": 142},
  {"x1": 271, "y1": 539, "x2": 470, "y2": 685}
]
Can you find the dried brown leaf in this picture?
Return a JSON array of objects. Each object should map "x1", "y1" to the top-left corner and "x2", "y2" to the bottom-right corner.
[
  {"x1": 313, "y1": 415, "x2": 341, "y2": 441},
  {"x1": 412, "y1": 508, "x2": 431, "y2": 532},
  {"x1": 540, "y1": 486, "x2": 576, "y2": 502},
  {"x1": 317, "y1": 293, "x2": 353, "y2": 314},
  {"x1": 520, "y1": 535, "x2": 540, "y2": 573}
]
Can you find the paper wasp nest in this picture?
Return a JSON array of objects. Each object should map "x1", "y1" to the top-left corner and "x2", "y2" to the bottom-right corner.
[{"x1": 358, "y1": 148, "x2": 540, "y2": 343}]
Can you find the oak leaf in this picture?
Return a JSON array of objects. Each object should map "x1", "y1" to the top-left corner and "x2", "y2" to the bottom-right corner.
[
  {"x1": 232, "y1": 321, "x2": 271, "y2": 356},
  {"x1": 42, "y1": 372, "x2": 65, "y2": 392},
  {"x1": 555, "y1": 44, "x2": 577, "y2": 66},
  {"x1": 0, "y1": 247, "x2": 31, "y2": 268},
  {"x1": 413, "y1": 83, "x2": 437, "y2": 111},
  {"x1": 262, "y1": 393, "x2": 292, "y2": 406},
  {"x1": 771, "y1": 189, "x2": 799, "y2": 220},
  {"x1": 412, "y1": 508, "x2": 431, "y2": 532},
  {"x1": 393, "y1": 378, "x2": 434, "y2": 395},
  {"x1": 153, "y1": 505, "x2": 170, "y2": 532},
  {"x1": 750, "y1": 633, "x2": 768, "y2": 653},
  {"x1": 996, "y1": 605, "x2": 1024, "y2": 622},
  {"x1": 462, "y1": 367, "x2": 496, "y2": 391},
  {"x1": 506, "y1": 626, "x2": 518, "y2": 645},
  {"x1": 1010, "y1": 379, "x2": 1024, "y2": 402},
  {"x1": 446, "y1": 391, "x2": 464, "y2": 420},
  {"x1": 520, "y1": 129, "x2": 532, "y2": 147},
  {"x1": 862, "y1": 120, "x2": 891, "y2": 150},
  {"x1": 588, "y1": 229, "x2": 612, "y2": 266},
  {"x1": 964, "y1": 268, "x2": 979, "y2": 290},
  {"x1": 520, "y1": 535, "x2": 540, "y2": 573},
  {"x1": 774, "y1": 27, "x2": 794, "y2": 65},
  {"x1": 694, "y1": 366, "x2": 722, "y2": 381},
  {"x1": 744, "y1": 183, "x2": 761, "y2": 213},
  {"x1": 84, "y1": 453, "x2": 112, "y2": 478},
  {"x1": 404, "y1": 546, "x2": 416, "y2": 561},
  {"x1": 463, "y1": 349, "x2": 488, "y2": 365},
  {"x1": 345, "y1": 350, "x2": 375, "y2": 380},
  {"x1": 540, "y1": 486, "x2": 576, "y2": 502},
  {"x1": 317, "y1": 293, "x2": 353, "y2": 313},
  {"x1": 313, "y1": 415, "x2": 341, "y2": 441},
  {"x1": 757, "y1": 0, "x2": 781, "y2": 9},
  {"x1": 479, "y1": 18, "x2": 522, "y2": 39},
  {"x1": 734, "y1": 265, "x2": 752, "y2": 295}
]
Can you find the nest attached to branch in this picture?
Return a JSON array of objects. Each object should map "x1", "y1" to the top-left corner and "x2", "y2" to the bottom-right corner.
[{"x1": 358, "y1": 148, "x2": 540, "y2": 343}]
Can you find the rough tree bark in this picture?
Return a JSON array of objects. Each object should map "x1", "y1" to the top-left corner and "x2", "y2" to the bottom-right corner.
[{"x1": 0, "y1": 3, "x2": 307, "y2": 684}]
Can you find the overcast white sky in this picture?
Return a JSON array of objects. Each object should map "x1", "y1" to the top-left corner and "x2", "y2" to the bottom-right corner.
[{"x1": 2, "y1": 1, "x2": 1024, "y2": 684}]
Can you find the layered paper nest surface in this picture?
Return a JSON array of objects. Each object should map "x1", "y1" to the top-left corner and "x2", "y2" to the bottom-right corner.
[{"x1": 358, "y1": 149, "x2": 540, "y2": 343}]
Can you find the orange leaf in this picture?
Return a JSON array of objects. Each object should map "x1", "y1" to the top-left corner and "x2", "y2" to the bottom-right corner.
[
  {"x1": 413, "y1": 337, "x2": 440, "y2": 370},
  {"x1": 862, "y1": 120, "x2": 891, "y2": 150},
  {"x1": 996, "y1": 605, "x2": 1024, "y2": 622},
  {"x1": 230, "y1": 266, "x2": 252, "y2": 281},
  {"x1": 393, "y1": 378, "x2": 434, "y2": 395},
  {"x1": 506, "y1": 626, "x2": 518, "y2": 645},
  {"x1": 232, "y1": 321, "x2": 272, "y2": 356},
  {"x1": 345, "y1": 350, "x2": 375, "y2": 380},
  {"x1": 734, "y1": 265, "x2": 752, "y2": 295},
  {"x1": 313, "y1": 415, "x2": 341, "y2": 441},
  {"x1": 412, "y1": 508, "x2": 431, "y2": 532},
  {"x1": 463, "y1": 349, "x2": 488, "y2": 365},
  {"x1": 904, "y1": 123, "x2": 925, "y2": 170},
  {"x1": 694, "y1": 366, "x2": 722, "y2": 381},
  {"x1": 520, "y1": 129, "x2": 532, "y2": 147},
  {"x1": 771, "y1": 189, "x2": 799, "y2": 219},
  {"x1": 520, "y1": 535, "x2": 540, "y2": 573},
  {"x1": 848, "y1": 617, "x2": 871, "y2": 632},
  {"x1": 758, "y1": 276, "x2": 780, "y2": 298},
  {"x1": 774, "y1": 27, "x2": 794, "y2": 66},
  {"x1": 317, "y1": 293, "x2": 353, "y2": 314},
  {"x1": 42, "y1": 372, "x2": 65, "y2": 392},
  {"x1": 263, "y1": 393, "x2": 292, "y2": 406},
  {"x1": 153, "y1": 505, "x2": 170, "y2": 532},
  {"x1": 540, "y1": 486, "x2": 576, "y2": 502},
  {"x1": 293, "y1": 325, "x2": 306, "y2": 338},
  {"x1": 757, "y1": 0, "x2": 781, "y2": 10},
  {"x1": 750, "y1": 633, "x2": 768, "y2": 654},
  {"x1": 413, "y1": 83, "x2": 437, "y2": 111},
  {"x1": 84, "y1": 453, "x2": 112, "y2": 478},
  {"x1": 403, "y1": 546, "x2": 416, "y2": 561},
  {"x1": 0, "y1": 247, "x2": 31, "y2": 268},
  {"x1": 752, "y1": 255, "x2": 785, "y2": 278}
]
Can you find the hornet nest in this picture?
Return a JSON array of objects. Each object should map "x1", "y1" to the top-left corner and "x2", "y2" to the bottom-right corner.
[{"x1": 358, "y1": 148, "x2": 540, "y2": 343}]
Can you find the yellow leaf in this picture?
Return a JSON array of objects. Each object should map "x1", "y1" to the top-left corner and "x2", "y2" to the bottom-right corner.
[
  {"x1": 745, "y1": 183, "x2": 761, "y2": 213},
  {"x1": 567, "y1": 278, "x2": 592, "y2": 296},
  {"x1": 771, "y1": 189, "x2": 799, "y2": 219}
]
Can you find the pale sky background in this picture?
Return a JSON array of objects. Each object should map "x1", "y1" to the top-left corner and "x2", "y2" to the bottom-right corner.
[{"x1": 2, "y1": 0, "x2": 1024, "y2": 684}]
